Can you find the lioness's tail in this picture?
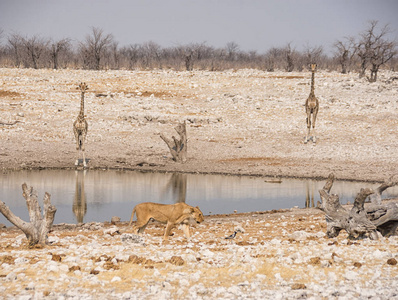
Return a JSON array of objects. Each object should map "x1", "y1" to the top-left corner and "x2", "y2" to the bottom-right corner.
[{"x1": 128, "y1": 207, "x2": 136, "y2": 226}]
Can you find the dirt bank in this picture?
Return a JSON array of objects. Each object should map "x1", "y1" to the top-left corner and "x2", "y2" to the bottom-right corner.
[{"x1": 1, "y1": 68, "x2": 397, "y2": 182}]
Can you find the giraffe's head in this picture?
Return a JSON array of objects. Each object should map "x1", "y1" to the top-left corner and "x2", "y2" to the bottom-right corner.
[
  {"x1": 77, "y1": 82, "x2": 89, "y2": 93},
  {"x1": 310, "y1": 64, "x2": 317, "y2": 72}
]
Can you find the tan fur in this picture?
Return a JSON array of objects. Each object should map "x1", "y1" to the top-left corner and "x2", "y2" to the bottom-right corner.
[
  {"x1": 305, "y1": 64, "x2": 319, "y2": 143},
  {"x1": 73, "y1": 82, "x2": 89, "y2": 166},
  {"x1": 129, "y1": 202, "x2": 204, "y2": 240}
]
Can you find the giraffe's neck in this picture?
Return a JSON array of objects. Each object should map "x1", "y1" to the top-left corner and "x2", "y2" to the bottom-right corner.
[
  {"x1": 79, "y1": 92, "x2": 85, "y2": 118},
  {"x1": 310, "y1": 70, "x2": 315, "y2": 95}
]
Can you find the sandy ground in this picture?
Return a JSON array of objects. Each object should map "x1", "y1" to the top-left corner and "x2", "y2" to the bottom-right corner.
[
  {"x1": 1, "y1": 207, "x2": 398, "y2": 299},
  {"x1": 1, "y1": 68, "x2": 398, "y2": 299},
  {"x1": 0, "y1": 68, "x2": 397, "y2": 181}
]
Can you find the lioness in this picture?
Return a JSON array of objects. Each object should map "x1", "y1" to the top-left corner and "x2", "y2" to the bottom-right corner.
[{"x1": 128, "y1": 202, "x2": 204, "y2": 240}]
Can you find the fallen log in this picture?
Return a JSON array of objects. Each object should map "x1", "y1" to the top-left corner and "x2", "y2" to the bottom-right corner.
[
  {"x1": 0, "y1": 120, "x2": 22, "y2": 125},
  {"x1": 317, "y1": 173, "x2": 398, "y2": 240},
  {"x1": 0, "y1": 183, "x2": 57, "y2": 246},
  {"x1": 160, "y1": 121, "x2": 187, "y2": 163}
]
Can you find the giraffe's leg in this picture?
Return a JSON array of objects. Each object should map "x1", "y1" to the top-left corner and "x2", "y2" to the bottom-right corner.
[
  {"x1": 82, "y1": 133, "x2": 87, "y2": 167},
  {"x1": 312, "y1": 109, "x2": 318, "y2": 143},
  {"x1": 74, "y1": 134, "x2": 80, "y2": 165},
  {"x1": 305, "y1": 114, "x2": 311, "y2": 144},
  {"x1": 312, "y1": 127, "x2": 317, "y2": 143}
]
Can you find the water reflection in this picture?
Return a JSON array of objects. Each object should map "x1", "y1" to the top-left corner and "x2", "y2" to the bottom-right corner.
[
  {"x1": 305, "y1": 181, "x2": 315, "y2": 208},
  {"x1": 163, "y1": 173, "x2": 187, "y2": 203},
  {"x1": 0, "y1": 170, "x2": 397, "y2": 225},
  {"x1": 72, "y1": 171, "x2": 87, "y2": 223}
]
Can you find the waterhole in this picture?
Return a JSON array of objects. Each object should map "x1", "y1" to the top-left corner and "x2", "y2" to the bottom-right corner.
[{"x1": 1, "y1": 170, "x2": 396, "y2": 225}]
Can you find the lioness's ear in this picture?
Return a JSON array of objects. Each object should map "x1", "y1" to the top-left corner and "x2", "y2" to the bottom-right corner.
[{"x1": 190, "y1": 208, "x2": 195, "y2": 213}]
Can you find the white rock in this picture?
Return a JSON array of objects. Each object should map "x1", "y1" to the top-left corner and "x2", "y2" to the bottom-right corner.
[
  {"x1": 59, "y1": 264, "x2": 69, "y2": 273},
  {"x1": 201, "y1": 249, "x2": 215, "y2": 258},
  {"x1": 47, "y1": 264, "x2": 59, "y2": 272},
  {"x1": 14, "y1": 257, "x2": 29, "y2": 264},
  {"x1": 179, "y1": 279, "x2": 190, "y2": 286},
  {"x1": 111, "y1": 276, "x2": 121, "y2": 283},
  {"x1": 344, "y1": 270, "x2": 358, "y2": 280},
  {"x1": 6, "y1": 272, "x2": 17, "y2": 281},
  {"x1": 289, "y1": 231, "x2": 308, "y2": 241},
  {"x1": 270, "y1": 238, "x2": 281, "y2": 245}
]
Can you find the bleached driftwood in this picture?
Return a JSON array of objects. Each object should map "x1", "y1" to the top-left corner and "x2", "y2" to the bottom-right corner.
[
  {"x1": 160, "y1": 121, "x2": 187, "y2": 163},
  {"x1": 317, "y1": 173, "x2": 398, "y2": 240},
  {"x1": 0, "y1": 183, "x2": 57, "y2": 246},
  {"x1": 0, "y1": 120, "x2": 22, "y2": 125}
]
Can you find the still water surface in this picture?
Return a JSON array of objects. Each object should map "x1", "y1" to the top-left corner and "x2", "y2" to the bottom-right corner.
[{"x1": 1, "y1": 170, "x2": 397, "y2": 225}]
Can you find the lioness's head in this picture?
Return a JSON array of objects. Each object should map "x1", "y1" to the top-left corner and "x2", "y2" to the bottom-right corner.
[{"x1": 191, "y1": 206, "x2": 204, "y2": 223}]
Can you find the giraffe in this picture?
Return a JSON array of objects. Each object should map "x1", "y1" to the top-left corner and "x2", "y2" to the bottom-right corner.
[
  {"x1": 304, "y1": 63, "x2": 319, "y2": 144},
  {"x1": 73, "y1": 82, "x2": 89, "y2": 167}
]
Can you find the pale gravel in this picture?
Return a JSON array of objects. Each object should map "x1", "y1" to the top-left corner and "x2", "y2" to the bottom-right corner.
[
  {"x1": 1, "y1": 68, "x2": 398, "y2": 299},
  {"x1": 1, "y1": 210, "x2": 398, "y2": 299},
  {"x1": 0, "y1": 68, "x2": 397, "y2": 181}
]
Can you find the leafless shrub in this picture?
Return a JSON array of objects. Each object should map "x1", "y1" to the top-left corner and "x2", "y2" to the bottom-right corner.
[
  {"x1": 79, "y1": 27, "x2": 114, "y2": 70},
  {"x1": 333, "y1": 36, "x2": 356, "y2": 74},
  {"x1": 356, "y1": 20, "x2": 397, "y2": 82}
]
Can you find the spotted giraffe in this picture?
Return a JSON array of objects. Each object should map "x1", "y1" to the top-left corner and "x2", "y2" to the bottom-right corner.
[
  {"x1": 304, "y1": 64, "x2": 319, "y2": 143},
  {"x1": 73, "y1": 82, "x2": 89, "y2": 167}
]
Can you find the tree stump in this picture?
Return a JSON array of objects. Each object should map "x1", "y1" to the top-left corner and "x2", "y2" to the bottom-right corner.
[
  {"x1": 317, "y1": 173, "x2": 398, "y2": 240},
  {"x1": 160, "y1": 121, "x2": 187, "y2": 163},
  {"x1": 0, "y1": 183, "x2": 57, "y2": 246}
]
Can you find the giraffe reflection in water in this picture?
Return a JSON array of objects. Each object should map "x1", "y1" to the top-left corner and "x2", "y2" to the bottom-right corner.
[
  {"x1": 163, "y1": 173, "x2": 187, "y2": 203},
  {"x1": 305, "y1": 180, "x2": 315, "y2": 208},
  {"x1": 73, "y1": 170, "x2": 87, "y2": 223}
]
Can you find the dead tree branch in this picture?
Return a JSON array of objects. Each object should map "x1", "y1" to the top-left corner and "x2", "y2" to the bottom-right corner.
[
  {"x1": 0, "y1": 120, "x2": 22, "y2": 125},
  {"x1": 0, "y1": 183, "x2": 57, "y2": 246},
  {"x1": 160, "y1": 121, "x2": 187, "y2": 163},
  {"x1": 317, "y1": 173, "x2": 398, "y2": 239}
]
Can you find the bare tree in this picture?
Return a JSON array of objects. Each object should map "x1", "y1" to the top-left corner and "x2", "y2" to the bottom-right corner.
[
  {"x1": 120, "y1": 44, "x2": 141, "y2": 69},
  {"x1": 49, "y1": 38, "x2": 70, "y2": 69},
  {"x1": 333, "y1": 36, "x2": 356, "y2": 74},
  {"x1": 175, "y1": 43, "x2": 208, "y2": 71},
  {"x1": 0, "y1": 28, "x2": 4, "y2": 64},
  {"x1": 22, "y1": 35, "x2": 49, "y2": 69},
  {"x1": 303, "y1": 43, "x2": 324, "y2": 66},
  {"x1": 109, "y1": 41, "x2": 120, "y2": 69},
  {"x1": 356, "y1": 20, "x2": 397, "y2": 82},
  {"x1": 176, "y1": 44, "x2": 195, "y2": 71},
  {"x1": 264, "y1": 47, "x2": 282, "y2": 71},
  {"x1": 80, "y1": 27, "x2": 114, "y2": 70},
  {"x1": 142, "y1": 41, "x2": 163, "y2": 69},
  {"x1": 7, "y1": 33, "x2": 23, "y2": 67},
  {"x1": 225, "y1": 41, "x2": 240, "y2": 61},
  {"x1": 283, "y1": 43, "x2": 295, "y2": 72}
]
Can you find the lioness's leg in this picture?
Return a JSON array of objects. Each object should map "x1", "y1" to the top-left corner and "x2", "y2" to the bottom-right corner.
[
  {"x1": 182, "y1": 224, "x2": 191, "y2": 239},
  {"x1": 137, "y1": 223, "x2": 148, "y2": 234},
  {"x1": 134, "y1": 218, "x2": 150, "y2": 235},
  {"x1": 164, "y1": 222, "x2": 175, "y2": 240}
]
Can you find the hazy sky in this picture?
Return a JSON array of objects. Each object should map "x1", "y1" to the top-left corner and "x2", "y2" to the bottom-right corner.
[{"x1": 1, "y1": 0, "x2": 397, "y2": 54}]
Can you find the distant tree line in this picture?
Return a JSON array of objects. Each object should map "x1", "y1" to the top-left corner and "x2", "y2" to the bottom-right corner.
[{"x1": 0, "y1": 21, "x2": 396, "y2": 82}]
